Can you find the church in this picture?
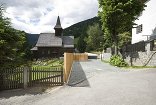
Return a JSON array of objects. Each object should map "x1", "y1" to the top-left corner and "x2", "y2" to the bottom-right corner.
[{"x1": 31, "y1": 16, "x2": 74, "y2": 58}]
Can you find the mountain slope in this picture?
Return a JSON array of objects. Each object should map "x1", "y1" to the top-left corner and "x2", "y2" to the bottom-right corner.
[
  {"x1": 63, "y1": 17, "x2": 101, "y2": 38},
  {"x1": 26, "y1": 34, "x2": 39, "y2": 46}
]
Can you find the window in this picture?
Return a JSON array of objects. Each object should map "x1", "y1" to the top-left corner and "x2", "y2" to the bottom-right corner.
[{"x1": 136, "y1": 24, "x2": 143, "y2": 34}]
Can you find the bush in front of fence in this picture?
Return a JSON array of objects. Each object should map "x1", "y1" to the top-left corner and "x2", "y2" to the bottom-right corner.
[{"x1": 110, "y1": 55, "x2": 128, "y2": 67}]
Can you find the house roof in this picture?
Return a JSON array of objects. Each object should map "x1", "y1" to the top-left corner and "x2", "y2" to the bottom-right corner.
[
  {"x1": 31, "y1": 46, "x2": 38, "y2": 51},
  {"x1": 36, "y1": 33, "x2": 62, "y2": 47},
  {"x1": 62, "y1": 36, "x2": 74, "y2": 48}
]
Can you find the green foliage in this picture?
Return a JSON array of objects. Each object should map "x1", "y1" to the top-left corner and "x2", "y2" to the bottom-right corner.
[
  {"x1": 98, "y1": 0, "x2": 146, "y2": 54},
  {"x1": 77, "y1": 35, "x2": 86, "y2": 53},
  {"x1": 85, "y1": 23, "x2": 104, "y2": 52},
  {"x1": 110, "y1": 55, "x2": 128, "y2": 67},
  {"x1": 0, "y1": 5, "x2": 27, "y2": 68},
  {"x1": 119, "y1": 32, "x2": 131, "y2": 48},
  {"x1": 103, "y1": 29, "x2": 112, "y2": 50},
  {"x1": 63, "y1": 16, "x2": 105, "y2": 52},
  {"x1": 64, "y1": 17, "x2": 102, "y2": 51}
]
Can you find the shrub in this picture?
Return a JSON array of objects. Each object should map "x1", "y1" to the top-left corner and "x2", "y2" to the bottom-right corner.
[{"x1": 110, "y1": 55, "x2": 128, "y2": 67}]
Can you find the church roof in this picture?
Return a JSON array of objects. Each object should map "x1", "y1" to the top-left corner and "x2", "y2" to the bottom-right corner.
[
  {"x1": 62, "y1": 36, "x2": 74, "y2": 48},
  {"x1": 31, "y1": 46, "x2": 38, "y2": 51},
  {"x1": 36, "y1": 33, "x2": 62, "y2": 47},
  {"x1": 54, "y1": 16, "x2": 62, "y2": 29},
  {"x1": 33, "y1": 16, "x2": 74, "y2": 49},
  {"x1": 35, "y1": 33, "x2": 74, "y2": 48}
]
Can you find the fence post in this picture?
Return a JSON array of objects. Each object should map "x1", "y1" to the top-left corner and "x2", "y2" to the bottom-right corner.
[
  {"x1": 23, "y1": 67, "x2": 28, "y2": 89},
  {"x1": 61, "y1": 66, "x2": 64, "y2": 85}
]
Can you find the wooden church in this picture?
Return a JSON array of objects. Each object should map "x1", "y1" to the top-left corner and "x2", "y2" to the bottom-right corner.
[{"x1": 31, "y1": 16, "x2": 74, "y2": 58}]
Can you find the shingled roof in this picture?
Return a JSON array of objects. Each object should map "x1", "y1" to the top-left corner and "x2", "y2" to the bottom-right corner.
[
  {"x1": 36, "y1": 33, "x2": 62, "y2": 47},
  {"x1": 62, "y1": 36, "x2": 74, "y2": 48}
]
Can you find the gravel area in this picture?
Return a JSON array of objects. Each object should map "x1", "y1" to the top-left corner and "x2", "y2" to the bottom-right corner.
[{"x1": 0, "y1": 59, "x2": 156, "y2": 105}]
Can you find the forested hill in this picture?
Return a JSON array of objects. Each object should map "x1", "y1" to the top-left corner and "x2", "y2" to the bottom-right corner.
[{"x1": 63, "y1": 17, "x2": 101, "y2": 38}]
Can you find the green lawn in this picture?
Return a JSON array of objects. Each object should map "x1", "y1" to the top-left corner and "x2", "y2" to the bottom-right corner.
[
  {"x1": 101, "y1": 60, "x2": 110, "y2": 63},
  {"x1": 31, "y1": 58, "x2": 63, "y2": 68},
  {"x1": 30, "y1": 59, "x2": 63, "y2": 80}
]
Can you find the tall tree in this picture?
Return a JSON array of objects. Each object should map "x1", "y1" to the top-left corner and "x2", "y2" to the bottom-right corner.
[
  {"x1": 98, "y1": 0, "x2": 146, "y2": 54},
  {"x1": 77, "y1": 35, "x2": 86, "y2": 53},
  {"x1": 0, "y1": 5, "x2": 27, "y2": 68},
  {"x1": 86, "y1": 23, "x2": 103, "y2": 51}
]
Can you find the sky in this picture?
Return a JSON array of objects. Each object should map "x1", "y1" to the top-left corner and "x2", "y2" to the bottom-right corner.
[{"x1": 1, "y1": 0, "x2": 98, "y2": 34}]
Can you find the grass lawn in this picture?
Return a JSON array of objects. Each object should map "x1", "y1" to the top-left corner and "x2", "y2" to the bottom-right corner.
[
  {"x1": 101, "y1": 60, "x2": 110, "y2": 63},
  {"x1": 30, "y1": 59, "x2": 63, "y2": 80},
  {"x1": 31, "y1": 58, "x2": 63, "y2": 68}
]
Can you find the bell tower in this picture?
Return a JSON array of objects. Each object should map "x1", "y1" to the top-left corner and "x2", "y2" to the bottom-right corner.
[{"x1": 54, "y1": 16, "x2": 63, "y2": 36}]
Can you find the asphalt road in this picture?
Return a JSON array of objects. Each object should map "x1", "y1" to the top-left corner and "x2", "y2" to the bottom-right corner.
[{"x1": 0, "y1": 60, "x2": 156, "y2": 105}]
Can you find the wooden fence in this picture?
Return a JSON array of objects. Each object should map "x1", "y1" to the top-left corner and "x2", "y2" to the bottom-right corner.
[
  {"x1": 0, "y1": 67, "x2": 63, "y2": 91},
  {"x1": 28, "y1": 67, "x2": 63, "y2": 87},
  {"x1": 64, "y1": 53, "x2": 88, "y2": 82},
  {"x1": 0, "y1": 53, "x2": 88, "y2": 90},
  {"x1": 73, "y1": 53, "x2": 88, "y2": 61},
  {"x1": 0, "y1": 67, "x2": 24, "y2": 90}
]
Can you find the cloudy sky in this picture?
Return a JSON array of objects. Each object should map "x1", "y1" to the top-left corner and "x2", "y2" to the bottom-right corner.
[{"x1": 1, "y1": 0, "x2": 98, "y2": 34}]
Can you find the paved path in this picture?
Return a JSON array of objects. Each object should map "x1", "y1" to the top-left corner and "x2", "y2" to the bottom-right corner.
[
  {"x1": 0, "y1": 60, "x2": 156, "y2": 105},
  {"x1": 68, "y1": 60, "x2": 120, "y2": 86}
]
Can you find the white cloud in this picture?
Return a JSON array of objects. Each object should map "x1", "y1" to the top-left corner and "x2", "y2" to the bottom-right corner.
[{"x1": 1, "y1": 0, "x2": 98, "y2": 34}]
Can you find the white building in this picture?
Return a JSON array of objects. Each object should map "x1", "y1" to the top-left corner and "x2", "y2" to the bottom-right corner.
[{"x1": 132, "y1": 0, "x2": 156, "y2": 44}]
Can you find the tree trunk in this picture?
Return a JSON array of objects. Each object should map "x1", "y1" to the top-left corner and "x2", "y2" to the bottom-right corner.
[
  {"x1": 114, "y1": 39, "x2": 118, "y2": 55},
  {"x1": 113, "y1": 29, "x2": 118, "y2": 55}
]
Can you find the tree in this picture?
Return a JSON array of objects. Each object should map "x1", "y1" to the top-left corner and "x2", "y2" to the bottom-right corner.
[
  {"x1": 77, "y1": 35, "x2": 86, "y2": 53},
  {"x1": 119, "y1": 32, "x2": 131, "y2": 48},
  {"x1": 98, "y1": 0, "x2": 146, "y2": 55},
  {"x1": 85, "y1": 23, "x2": 104, "y2": 51},
  {"x1": 0, "y1": 5, "x2": 27, "y2": 68}
]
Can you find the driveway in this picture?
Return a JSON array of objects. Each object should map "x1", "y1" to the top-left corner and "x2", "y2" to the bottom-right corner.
[{"x1": 0, "y1": 60, "x2": 156, "y2": 105}]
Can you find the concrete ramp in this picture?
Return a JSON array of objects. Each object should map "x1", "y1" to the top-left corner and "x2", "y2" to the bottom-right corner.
[{"x1": 67, "y1": 61, "x2": 90, "y2": 87}]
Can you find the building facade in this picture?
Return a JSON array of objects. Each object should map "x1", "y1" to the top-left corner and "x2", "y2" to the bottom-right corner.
[
  {"x1": 132, "y1": 0, "x2": 156, "y2": 44},
  {"x1": 31, "y1": 16, "x2": 74, "y2": 58}
]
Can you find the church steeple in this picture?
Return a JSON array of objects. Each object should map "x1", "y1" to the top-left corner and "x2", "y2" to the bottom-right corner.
[{"x1": 54, "y1": 16, "x2": 63, "y2": 36}]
